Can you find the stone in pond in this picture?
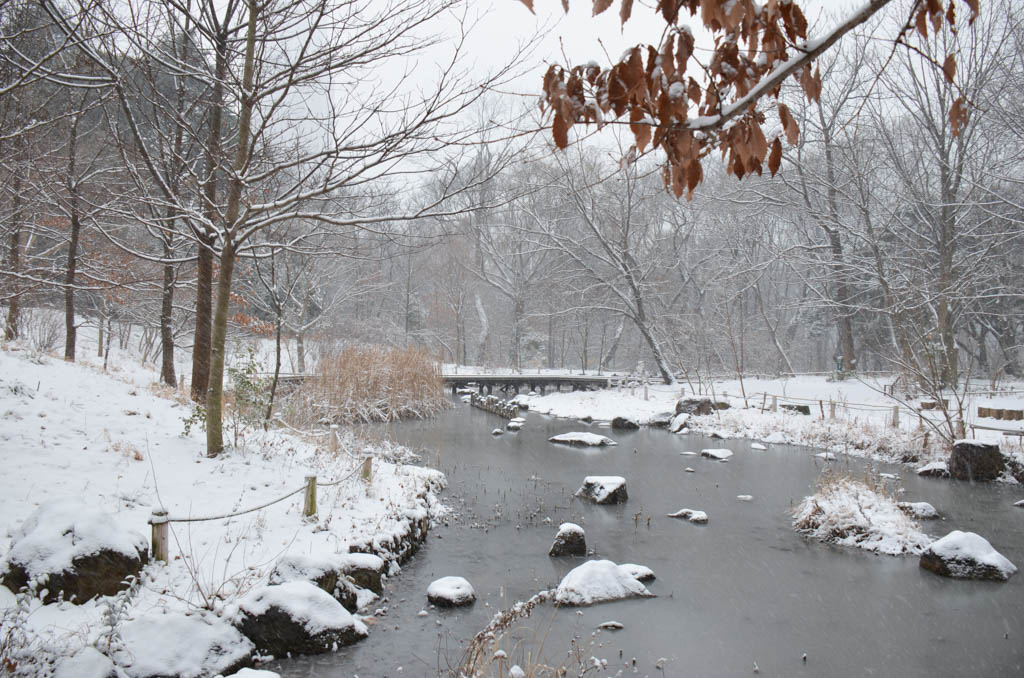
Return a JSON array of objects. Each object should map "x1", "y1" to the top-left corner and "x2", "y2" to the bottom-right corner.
[
  {"x1": 492, "y1": 428, "x2": 503, "y2": 435},
  {"x1": 121, "y1": 611, "x2": 255, "y2": 678},
  {"x1": 0, "y1": 499, "x2": 148, "y2": 604},
  {"x1": 427, "y1": 576, "x2": 476, "y2": 606},
  {"x1": 919, "y1": 531, "x2": 1017, "y2": 581},
  {"x1": 917, "y1": 461, "x2": 949, "y2": 477},
  {"x1": 575, "y1": 476, "x2": 628, "y2": 504},
  {"x1": 554, "y1": 560, "x2": 655, "y2": 606},
  {"x1": 948, "y1": 441, "x2": 1004, "y2": 482},
  {"x1": 611, "y1": 416, "x2": 640, "y2": 430},
  {"x1": 649, "y1": 412, "x2": 674, "y2": 427},
  {"x1": 549, "y1": 432, "x2": 617, "y2": 447},
  {"x1": 549, "y1": 522, "x2": 586, "y2": 557},
  {"x1": 269, "y1": 554, "x2": 364, "y2": 612},
  {"x1": 897, "y1": 501, "x2": 940, "y2": 520},
  {"x1": 506, "y1": 421, "x2": 523, "y2": 431},
  {"x1": 700, "y1": 448, "x2": 733, "y2": 461},
  {"x1": 234, "y1": 581, "x2": 368, "y2": 655},
  {"x1": 666, "y1": 508, "x2": 708, "y2": 524},
  {"x1": 675, "y1": 398, "x2": 714, "y2": 416},
  {"x1": 619, "y1": 563, "x2": 656, "y2": 582},
  {"x1": 668, "y1": 413, "x2": 690, "y2": 433}
]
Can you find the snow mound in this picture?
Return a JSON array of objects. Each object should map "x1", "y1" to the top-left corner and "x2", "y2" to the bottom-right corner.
[
  {"x1": 666, "y1": 508, "x2": 708, "y2": 524},
  {"x1": 700, "y1": 448, "x2": 733, "y2": 460},
  {"x1": 237, "y1": 581, "x2": 367, "y2": 636},
  {"x1": 3, "y1": 499, "x2": 148, "y2": 580},
  {"x1": 427, "y1": 576, "x2": 476, "y2": 606},
  {"x1": 120, "y1": 611, "x2": 254, "y2": 678},
  {"x1": 793, "y1": 477, "x2": 932, "y2": 556},
  {"x1": 898, "y1": 501, "x2": 940, "y2": 519},
  {"x1": 920, "y1": 531, "x2": 1017, "y2": 581},
  {"x1": 549, "y1": 432, "x2": 617, "y2": 447},
  {"x1": 53, "y1": 647, "x2": 117, "y2": 678},
  {"x1": 751, "y1": 442, "x2": 767, "y2": 451},
  {"x1": 762, "y1": 432, "x2": 787, "y2": 444},
  {"x1": 222, "y1": 670, "x2": 282, "y2": 678},
  {"x1": 554, "y1": 560, "x2": 655, "y2": 606}
]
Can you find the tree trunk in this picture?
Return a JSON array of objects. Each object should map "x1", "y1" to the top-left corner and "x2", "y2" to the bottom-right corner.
[
  {"x1": 64, "y1": 180, "x2": 81, "y2": 361},
  {"x1": 191, "y1": 31, "x2": 228, "y2": 403},
  {"x1": 4, "y1": 174, "x2": 23, "y2": 342},
  {"x1": 601, "y1": 318, "x2": 625, "y2": 371},
  {"x1": 265, "y1": 311, "x2": 281, "y2": 424},
  {"x1": 206, "y1": 0, "x2": 257, "y2": 457},
  {"x1": 475, "y1": 293, "x2": 489, "y2": 366},
  {"x1": 160, "y1": 255, "x2": 176, "y2": 387}
]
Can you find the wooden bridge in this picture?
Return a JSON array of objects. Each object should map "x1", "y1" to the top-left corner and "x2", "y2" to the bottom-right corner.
[{"x1": 270, "y1": 372, "x2": 614, "y2": 395}]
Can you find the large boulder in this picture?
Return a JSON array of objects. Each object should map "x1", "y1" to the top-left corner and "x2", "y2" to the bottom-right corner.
[
  {"x1": 919, "y1": 531, "x2": 1017, "y2": 581},
  {"x1": 549, "y1": 523, "x2": 586, "y2": 557},
  {"x1": 426, "y1": 576, "x2": 476, "y2": 607},
  {"x1": 337, "y1": 553, "x2": 387, "y2": 595},
  {"x1": 549, "y1": 432, "x2": 617, "y2": 447},
  {"x1": 575, "y1": 476, "x2": 628, "y2": 504},
  {"x1": 234, "y1": 582, "x2": 368, "y2": 655},
  {"x1": 649, "y1": 412, "x2": 674, "y2": 428},
  {"x1": 553, "y1": 560, "x2": 655, "y2": 606},
  {"x1": 948, "y1": 441, "x2": 1004, "y2": 482},
  {"x1": 268, "y1": 554, "x2": 366, "y2": 613},
  {"x1": 611, "y1": 416, "x2": 640, "y2": 430},
  {"x1": 675, "y1": 398, "x2": 714, "y2": 416},
  {"x1": 0, "y1": 500, "x2": 148, "y2": 604},
  {"x1": 668, "y1": 413, "x2": 690, "y2": 433},
  {"x1": 120, "y1": 611, "x2": 254, "y2": 678}
]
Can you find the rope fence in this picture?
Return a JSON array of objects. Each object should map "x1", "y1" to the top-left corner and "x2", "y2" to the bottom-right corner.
[{"x1": 148, "y1": 427, "x2": 372, "y2": 562}]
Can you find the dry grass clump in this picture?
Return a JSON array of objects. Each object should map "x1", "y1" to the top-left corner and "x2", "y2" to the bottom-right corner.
[
  {"x1": 293, "y1": 344, "x2": 448, "y2": 425},
  {"x1": 792, "y1": 469, "x2": 931, "y2": 556}
]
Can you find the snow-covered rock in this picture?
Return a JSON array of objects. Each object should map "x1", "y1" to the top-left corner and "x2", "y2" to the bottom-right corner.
[
  {"x1": 737, "y1": 495, "x2": 753, "y2": 502},
  {"x1": 675, "y1": 398, "x2": 714, "y2": 416},
  {"x1": 948, "y1": 441, "x2": 1004, "y2": 482},
  {"x1": 700, "y1": 448, "x2": 733, "y2": 461},
  {"x1": 619, "y1": 563, "x2": 656, "y2": 582},
  {"x1": 763, "y1": 432, "x2": 787, "y2": 444},
  {"x1": 509, "y1": 666, "x2": 526, "y2": 678},
  {"x1": 553, "y1": 560, "x2": 655, "y2": 606},
  {"x1": 234, "y1": 581, "x2": 368, "y2": 655},
  {"x1": 121, "y1": 611, "x2": 254, "y2": 678},
  {"x1": 491, "y1": 428, "x2": 503, "y2": 436},
  {"x1": 1015, "y1": 499, "x2": 1024, "y2": 507},
  {"x1": 917, "y1": 461, "x2": 949, "y2": 477},
  {"x1": 549, "y1": 432, "x2": 618, "y2": 447},
  {"x1": 222, "y1": 670, "x2": 282, "y2": 678},
  {"x1": 337, "y1": 553, "x2": 387, "y2": 595},
  {"x1": 426, "y1": 576, "x2": 476, "y2": 606},
  {"x1": 53, "y1": 647, "x2": 119, "y2": 678},
  {"x1": 0, "y1": 499, "x2": 148, "y2": 604},
  {"x1": 598, "y1": 620, "x2": 624, "y2": 630},
  {"x1": 506, "y1": 420, "x2": 523, "y2": 431},
  {"x1": 684, "y1": 467, "x2": 695, "y2": 473},
  {"x1": 919, "y1": 531, "x2": 1017, "y2": 581},
  {"x1": 750, "y1": 442, "x2": 767, "y2": 451},
  {"x1": 611, "y1": 416, "x2": 640, "y2": 430},
  {"x1": 680, "y1": 451, "x2": 698, "y2": 456},
  {"x1": 793, "y1": 477, "x2": 932, "y2": 556},
  {"x1": 897, "y1": 501, "x2": 940, "y2": 520},
  {"x1": 575, "y1": 476, "x2": 628, "y2": 504},
  {"x1": 815, "y1": 452, "x2": 837, "y2": 461},
  {"x1": 549, "y1": 522, "x2": 586, "y2": 557},
  {"x1": 649, "y1": 412, "x2": 674, "y2": 427},
  {"x1": 668, "y1": 413, "x2": 690, "y2": 433},
  {"x1": 268, "y1": 553, "x2": 371, "y2": 613},
  {"x1": 666, "y1": 508, "x2": 708, "y2": 524}
]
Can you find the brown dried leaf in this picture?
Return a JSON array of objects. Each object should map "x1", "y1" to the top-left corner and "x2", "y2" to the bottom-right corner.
[
  {"x1": 778, "y1": 103, "x2": 799, "y2": 145},
  {"x1": 963, "y1": 0, "x2": 979, "y2": 23},
  {"x1": 553, "y1": 113, "x2": 570, "y2": 149},
  {"x1": 620, "y1": 0, "x2": 634, "y2": 25},
  {"x1": 942, "y1": 53, "x2": 956, "y2": 83},
  {"x1": 950, "y1": 96, "x2": 969, "y2": 136},
  {"x1": 593, "y1": 0, "x2": 613, "y2": 16},
  {"x1": 768, "y1": 137, "x2": 782, "y2": 177},
  {"x1": 630, "y1": 108, "x2": 652, "y2": 153},
  {"x1": 916, "y1": 8, "x2": 929, "y2": 38},
  {"x1": 518, "y1": 0, "x2": 535, "y2": 13}
]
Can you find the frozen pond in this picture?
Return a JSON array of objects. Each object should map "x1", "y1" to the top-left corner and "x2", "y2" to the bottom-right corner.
[{"x1": 270, "y1": 400, "x2": 1024, "y2": 677}]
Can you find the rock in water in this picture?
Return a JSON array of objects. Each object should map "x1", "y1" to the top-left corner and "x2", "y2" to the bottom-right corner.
[
  {"x1": 122, "y1": 611, "x2": 255, "y2": 678},
  {"x1": 611, "y1": 416, "x2": 640, "y2": 430},
  {"x1": 549, "y1": 432, "x2": 618, "y2": 447},
  {"x1": 919, "y1": 531, "x2": 1017, "y2": 581},
  {"x1": 0, "y1": 499, "x2": 148, "y2": 604},
  {"x1": 554, "y1": 560, "x2": 655, "y2": 606},
  {"x1": 492, "y1": 428, "x2": 504, "y2": 436},
  {"x1": 666, "y1": 508, "x2": 708, "y2": 524},
  {"x1": 948, "y1": 441, "x2": 1004, "y2": 482},
  {"x1": 897, "y1": 501, "x2": 940, "y2": 520},
  {"x1": 575, "y1": 476, "x2": 628, "y2": 504},
  {"x1": 549, "y1": 523, "x2": 587, "y2": 557},
  {"x1": 649, "y1": 412, "x2": 674, "y2": 427},
  {"x1": 427, "y1": 576, "x2": 476, "y2": 606},
  {"x1": 619, "y1": 563, "x2": 656, "y2": 582},
  {"x1": 669, "y1": 413, "x2": 690, "y2": 433},
  {"x1": 234, "y1": 581, "x2": 368, "y2": 655},
  {"x1": 700, "y1": 448, "x2": 734, "y2": 461},
  {"x1": 917, "y1": 461, "x2": 949, "y2": 477}
]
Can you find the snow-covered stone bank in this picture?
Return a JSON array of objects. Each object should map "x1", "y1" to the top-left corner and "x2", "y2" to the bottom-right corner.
[{"x1": 0, "y1": 348, "x2": 446, "y2": 676}]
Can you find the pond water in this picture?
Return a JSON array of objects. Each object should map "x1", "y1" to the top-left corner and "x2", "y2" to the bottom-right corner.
[{"x1": 270, "y1": 400, "x2": 1024, "y2": 677}]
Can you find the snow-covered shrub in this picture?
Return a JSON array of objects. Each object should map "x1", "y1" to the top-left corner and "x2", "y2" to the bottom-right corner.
[{"x1": 793, "y1": 471, "x2": 933, "y2": 556}]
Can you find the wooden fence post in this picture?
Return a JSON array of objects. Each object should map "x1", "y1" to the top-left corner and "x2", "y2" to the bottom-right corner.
[
  {"x1": 891, "y1": 406, "x2": 900, "y2": 428},
  {"x1": 771, "y1": 396, "x2": 778, "y2": 413},
  {"x1": 361, "y1": 455, "x2": 373, "y2": 481},
  {"x1": 643, "y1": 380, "x2": 649, "y2": 401},
  {"x1": 303, "y1": 475, "x2": 317, "y2": 517},
  {"x1": 328, "y1": 425, "x2": 339, "y2": 454},
  {"x1": 150, "y1": 510, "x2": 169, "y2": 563},
  {"x1": 829, "y1": 400, "x2": 836, "y2": 419}
]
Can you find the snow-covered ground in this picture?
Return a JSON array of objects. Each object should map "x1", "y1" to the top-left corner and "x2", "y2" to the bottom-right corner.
[
  {"x1": 0, "y1": 343, "x2": 445, "y2": 676},
  {"x1": 514, "y1": 376, "x2": 1024, "y2": 472}
]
